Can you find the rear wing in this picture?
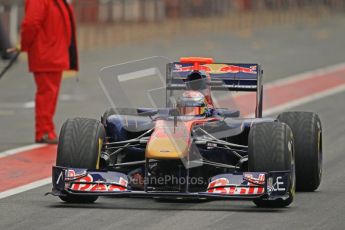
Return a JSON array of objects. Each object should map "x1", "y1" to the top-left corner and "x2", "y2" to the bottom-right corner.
[
  {"x1": 167, "y1": 62, "x2": 263, "y2": 92},
  {"x1": 166, "y1": 61, "x2": 263, "y2": 117}
]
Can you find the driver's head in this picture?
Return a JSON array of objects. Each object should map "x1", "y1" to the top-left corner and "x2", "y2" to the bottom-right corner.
[{"x1": 177, "y1": 91, "x2": 207, "y2": 116}]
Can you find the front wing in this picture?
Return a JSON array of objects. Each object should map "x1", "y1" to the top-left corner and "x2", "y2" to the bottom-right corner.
[{"x1": 50, "y1": 166, "x2": 291, "y2": 200}]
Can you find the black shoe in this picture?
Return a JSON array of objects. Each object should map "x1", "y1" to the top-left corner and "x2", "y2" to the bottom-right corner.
[{"x1": 35, "y1": 134, "x2": 58, "y2": 144}]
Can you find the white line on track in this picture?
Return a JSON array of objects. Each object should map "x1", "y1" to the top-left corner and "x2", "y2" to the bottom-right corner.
[
  {"x1": 0, "y1": 178, "x2": 51, "y2": 199},
  {"x1": 245, "y1": 83, "x2": 345, "y2": 118},
  {"x1": 23, "y1": 101, "x2": 35, "y2": 109},
  {"x1": 1, "y1": 62, "x2": 345, "y2": 200},
  {"x1": 0, "y1": 144, "x2": 46, "y2": 159},
  {"x1": 262, "y1": 84, "x2": 345, "y2": 116},
  {"x1": 265, "y1": 62, "x2": 345, "y2": 89}
]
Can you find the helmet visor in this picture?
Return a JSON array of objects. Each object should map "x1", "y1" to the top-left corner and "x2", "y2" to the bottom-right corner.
[{"x1": 179, "y1": 106, "x2": 205, "y2": 116}]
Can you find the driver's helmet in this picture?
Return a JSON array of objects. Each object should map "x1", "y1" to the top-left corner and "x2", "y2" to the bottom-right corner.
[{"x1": 177, "y1": 90, "x2": 207, "y2": 116}]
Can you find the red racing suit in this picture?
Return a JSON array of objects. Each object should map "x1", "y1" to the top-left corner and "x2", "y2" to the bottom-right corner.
[{"x1": 21, "y1": 0, "x2": 78, "y2": 141}]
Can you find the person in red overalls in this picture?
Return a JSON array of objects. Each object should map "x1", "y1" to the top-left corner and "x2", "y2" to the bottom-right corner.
[{"x1": 20, "y1": 0, "x2": 78, "y2": 144}]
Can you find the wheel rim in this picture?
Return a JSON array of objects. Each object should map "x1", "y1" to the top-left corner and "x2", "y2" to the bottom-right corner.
[{"x1": 96, "y1": 138, "x2": 103, "y2": 170}]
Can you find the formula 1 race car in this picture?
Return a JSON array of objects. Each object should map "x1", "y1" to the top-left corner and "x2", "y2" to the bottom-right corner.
[{"x1": 49, "y1": 57, "x2": 323, "y2": 208}]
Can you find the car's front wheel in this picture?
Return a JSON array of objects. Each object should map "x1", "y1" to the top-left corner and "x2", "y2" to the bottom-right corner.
[
  {"x1": 56, "y1": 118, "x2": 105, "y2": 203},
  {"x1": 248, "y1": 122, "x2": 295, "y2": 208}
]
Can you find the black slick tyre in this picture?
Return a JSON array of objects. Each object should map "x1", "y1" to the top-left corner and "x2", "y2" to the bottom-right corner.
[
  {"x1": 249, "y1": 122, "x2": 295, "y2": 208},
  {"x1": 56, "y1": 118, "x2": 105, "y2": 203},
  {"x1": 277, "y1": 112, "x2": 322, "y2": 191},
  {"x1": 101, "y1": 108, "x2": 117, "y2": 126}
]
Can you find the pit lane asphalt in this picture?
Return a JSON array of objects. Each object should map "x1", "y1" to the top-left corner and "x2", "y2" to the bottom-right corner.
[{"x1": 1, "y1": 16, "x2": 345, "y2": 230}]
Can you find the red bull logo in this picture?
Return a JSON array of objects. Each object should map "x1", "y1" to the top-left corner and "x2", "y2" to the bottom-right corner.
[
  {"x1": 219, "y1": 65, "x2": 257, "y2": 74},
  {"x1": 174, "y1": 64, "x2": 211, "y2": 72},
  {"x1": 174, "y1": 64, "x2": 257, "y2": 74},
  {"x1": 67, "y1": 170, "x2": 128, "y2": 192}
]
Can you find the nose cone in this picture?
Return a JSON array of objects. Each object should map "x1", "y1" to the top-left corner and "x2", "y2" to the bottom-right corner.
[
  {"x1": 145, "y1": 120, "x2": 191, "y2": 160},
  {"x1": 146, "y1": 136, "x2": 190, "y2": 159}
]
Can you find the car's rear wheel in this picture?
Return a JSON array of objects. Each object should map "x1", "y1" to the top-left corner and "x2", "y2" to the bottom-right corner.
[
  {"x1": 277, "y1": 112, "x2": 322, "y2": 191},
  {"x1": 101, "y1": 108, "x2": 139, "y2": 126},
  {"x1": 249, "y1": 122, "x2": 295, "y2": 208},
  {"x1": 101, "y1": 108, "x2": 117, "y2": 126},
  {"x1": 56, "y1": 118, "x2": 105, "y2": 203}
]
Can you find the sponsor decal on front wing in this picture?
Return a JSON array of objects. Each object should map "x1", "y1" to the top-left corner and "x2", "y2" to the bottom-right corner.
[
  {"x1": 66, "y1": 169, "x2": 128, "y2": 192},
  {"x1": 206, "y1": 173, "x2": 265, "y2": 195}
]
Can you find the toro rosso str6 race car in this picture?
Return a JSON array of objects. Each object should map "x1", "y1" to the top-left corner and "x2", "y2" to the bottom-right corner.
[{"x1": 49, "y1": 57, "x2": 323, "y2": 207}]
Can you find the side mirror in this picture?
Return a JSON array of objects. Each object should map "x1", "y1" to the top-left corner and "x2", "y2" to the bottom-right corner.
[
  {"x1": 137, "y1": 108, "x2": 158, "y2": 117},
  {"x1": 217, "y1": 109, "x2": 240, "y2": 118}
]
